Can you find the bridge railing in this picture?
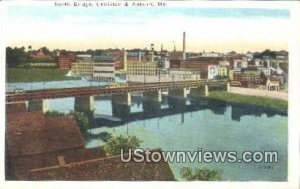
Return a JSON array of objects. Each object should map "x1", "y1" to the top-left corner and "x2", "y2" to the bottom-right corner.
[{"x1": 6, "y1": 80, "x2": 229, "y2": 102}]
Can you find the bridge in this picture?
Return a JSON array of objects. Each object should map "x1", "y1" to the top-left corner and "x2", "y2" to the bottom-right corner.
[{"x1": 6, "y1": 80, "x2": 230, "y2": 113}]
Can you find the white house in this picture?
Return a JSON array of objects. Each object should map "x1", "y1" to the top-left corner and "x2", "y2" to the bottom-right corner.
[{"x1": 208, "y1": 65, "x2": 218, "y2": 80}]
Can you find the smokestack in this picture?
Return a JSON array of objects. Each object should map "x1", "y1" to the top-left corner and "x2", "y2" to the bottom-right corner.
[
  {"x1": 123, "y1": 50, "x2": 127, "y2": 71},
  {"x1": 151, "y1": 43, "x2": 154, "y2": 51},
  {"x1": 138, "y1": 51, "x2": 141, "y2": 62},
  {"x1": 183, "y1": 32, "x2": 186, "y2": 60},
  {"x1": 151, "y1": 53, "x2": 154, "y2": 62}
]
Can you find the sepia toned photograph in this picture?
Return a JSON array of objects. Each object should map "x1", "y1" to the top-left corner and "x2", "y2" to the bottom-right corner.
[{"x1": 1, "y1": 1, "x2": 299, "y2": 188}]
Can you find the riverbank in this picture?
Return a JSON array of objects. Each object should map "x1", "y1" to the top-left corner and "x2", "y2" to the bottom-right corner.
[
  {"x1": 207, "y1": 91, "x2": 288, "y2": 110},
  {"x1": 229, "y1": 86, "x2": 288, "y2": 101},
  {"x1": 7, "y1": 68, "x2": 79, "y2": 83}
]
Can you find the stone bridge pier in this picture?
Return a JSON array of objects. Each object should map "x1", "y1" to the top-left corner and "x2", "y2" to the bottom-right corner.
[
  {"x1": 190, "y1": 85, "x2": 209, "y2": 97},
  {"x1": 111, "y1": 93, "x2": 131, "y2": 119},
  {"x1": 227, "y1": 82, "x2": 230, "y2": 92},
  {"x1": 190, "y1": 83, "x2": 230, "y2": 98},
  {"x1": 27, "y1": 99, "x2": 49, "y2": 113},
  {"x1": 74, "y1": 96, "x2": 95, "y2": 113},
  {"x1": 111, "y1": 93, "x2": 131, "y2": 105},
  {"x1": 169, "y1": 88, "x2": 189, "y2": 99},
  {"x1": 168, "y1": 88, "x2": 187, "y2": 110},
  {"x1": 143, "y1": 91, "x2": 162, "y2": 115},
  {"x1": 143, "y1": 90, "x2": 162, "y2": 102}
]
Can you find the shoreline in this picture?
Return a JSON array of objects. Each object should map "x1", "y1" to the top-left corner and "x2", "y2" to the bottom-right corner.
[
  {"x1": 229, "y1": 87, "x2": 288, "y2": 101},
  {"x1": 206, "y1": 91, "x2": 288, "y2": 111}
]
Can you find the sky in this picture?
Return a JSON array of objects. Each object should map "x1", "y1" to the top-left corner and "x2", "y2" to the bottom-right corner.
[{"x1": 5, "y1": 5, "x2": 290, "y2": 53}]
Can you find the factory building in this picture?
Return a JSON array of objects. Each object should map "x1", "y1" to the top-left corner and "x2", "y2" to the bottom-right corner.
[
  {"x1": 126, "y1": 61, "x2": 157, "y2": 76},
  {"x1": 71, "y1": 55, "x2": 93, "y2": 79},
  {"x1": 92, "y1": 55, "x2": 115, "y2": 81},
  {"x1": 57, "y1": 54, "x2": 76, "y2": 69}
]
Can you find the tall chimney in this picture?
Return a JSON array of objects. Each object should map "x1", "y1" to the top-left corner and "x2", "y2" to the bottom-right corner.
[
  {"x1": 183, "y1": 32, "x2": 186, "y2": 60},
  {"x1": 151, "y1": 53, "x2": 154, "y2": 62},
  {"x1": 138, "y1": 51, "x2": 141, "y2": 62},
  {"x1": 151, "y1": 44, "x2": 154, "y2": 51},
  {"x1": 123, "y1": 50, "x2": 127, "y2": 71}
]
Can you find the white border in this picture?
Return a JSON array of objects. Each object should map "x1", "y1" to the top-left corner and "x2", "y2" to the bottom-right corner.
[{"x1": 0, "y1": 1, "x2": 299, "y2": 189}]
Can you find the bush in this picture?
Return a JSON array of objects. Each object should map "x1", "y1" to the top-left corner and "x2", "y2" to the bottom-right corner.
[
  {"x1": 29, "y1": 57, "x2": 55, "y2": 63},
  {"x1": 6, "y1": 47, "x2": 30, "y2": 67},
  {"x1": 104, "y1": 134, "x2": 142, "y2": 156},
  {"x1": 180, "y1": 167, "x2": 222, "y2": 181},
  {"x1": 45, "y1": 111, "x2": 65, "y2": 117},
  {"x1": 98, "y1": 132, "x2": 112, "y2": 142},
  {"x1": 70, "y1": 111, "x2": 90, "y2": 135}
]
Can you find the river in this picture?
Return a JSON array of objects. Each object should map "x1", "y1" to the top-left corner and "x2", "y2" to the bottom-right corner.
[{"x1": 7, "y1": 79, "x2": 288, "y2": 181}]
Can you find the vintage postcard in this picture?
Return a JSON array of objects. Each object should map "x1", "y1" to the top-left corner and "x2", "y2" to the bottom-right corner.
[{"x1": 0, "y1": 0, "x2": 299, "y2": 189}]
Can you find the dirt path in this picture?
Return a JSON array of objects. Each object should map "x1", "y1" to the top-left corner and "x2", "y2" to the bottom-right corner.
[{"x1": 229, "y1": 87, "x2": 288, "y2": 101}]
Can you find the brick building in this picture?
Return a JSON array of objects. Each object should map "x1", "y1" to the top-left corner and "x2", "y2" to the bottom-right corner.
[
  {"x1": 233, "y1": 69, "x2": 265, "y2": 87},
  {"x1": 57, "y1": 54, "x2": 76, "y2": 69},
  {"x1": 107, "y1": 49, "x2": 123, "y2": 69},
  {"x1": 30, "y1": 49, "x2": 49, "y2": 59},
  {"x1": 170, "y1": 57, "x2": 221, "y2": 79}
]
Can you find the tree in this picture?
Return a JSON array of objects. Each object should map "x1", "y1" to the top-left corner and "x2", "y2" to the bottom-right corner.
[
  {"x1": 180, "y1": 167, "x2": 222, "y2": 181},
  {"x1": 261, "y1": 49, "x2": 276, "y2": 59},
  {"x1": 86, "y1": 49, "x2": 94, "y2": 55},
  {"x1": 70, "y1": 111, "x2": 90, "y2": 135},
  {"x1": 51, "y1": 49, "x2": 60, "y2": 57},
  {"x1": 180, "y1": 167, "x2": 194, "y2": 180},
  {"x1": 6, "y1": 47, "x2": 30, "y2": 67},
  {"x1": 94, "y1": 49, "x2": 103, "y2": 56},
  {"x1": 45, "y1": 110, "x2": 65, "y2": 117},
  {"x1": 104, "y1": 134, "x2": 142, "y2": 156},
  {"x1": 40, "y1": 46, "x2": 50, "y2": 55}
]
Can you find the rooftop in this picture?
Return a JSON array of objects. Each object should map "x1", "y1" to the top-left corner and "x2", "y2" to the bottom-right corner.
[
  {"x1": 7, "y1": 112, "x2": 85, "y2": 157},
  {"x1": 9, "y1": 147, "x2": 106, "y2": 180},
  {"x1": 6, "y1": 102, "x2": 27, "y2": 114},
  {"x1": 6, "y1": 111, "x2": 175, "y2": 181},
  {"x1": 93, "y1": 55, "x2": 116, "y2": 63},
  {"x1": 29, "y1": 149, "x2": 175, "y2": 181},
  {"x1": 77, "y1": 54, "x2": 92, "y2": 58},
  {"x1": 127, "y1": 51, "x2": 146, "y2": 57}
]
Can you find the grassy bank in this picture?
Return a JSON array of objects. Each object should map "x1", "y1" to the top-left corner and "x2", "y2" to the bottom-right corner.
[
  {"x1": 207, "y1": 91, "x2": 288, "y2": 110},
  {"x1": 7, "y1": 68, "x2": 79, "y2": 83}
]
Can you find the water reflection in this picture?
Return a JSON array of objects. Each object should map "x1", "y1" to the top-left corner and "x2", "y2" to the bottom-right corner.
[
  {"x1": 231, "y1": 103, "x2": 287, "y2": 122},
  {"x1": 90, "y1": 94, "x2": 287, "y2": 128},
  {"x1": 46, "y1": 92, "x2": 287, "y2": 181},
  {"x1": 86, "y1": 95, "x2": 287, "y2": 181}
]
